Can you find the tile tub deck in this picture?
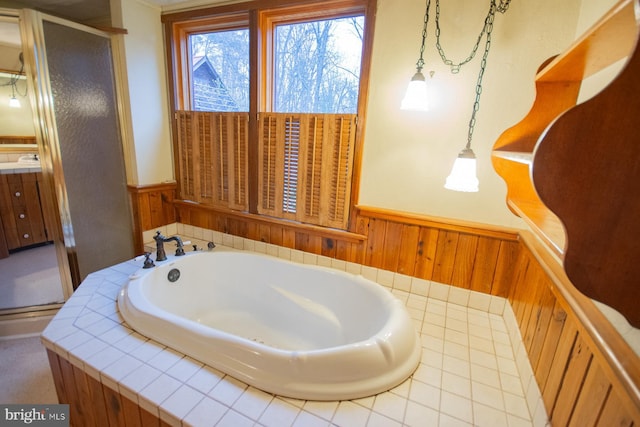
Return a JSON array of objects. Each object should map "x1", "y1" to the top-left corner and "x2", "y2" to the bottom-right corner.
[{"x1": 41, "y1": 233, "x2": 547, "y2": 426}]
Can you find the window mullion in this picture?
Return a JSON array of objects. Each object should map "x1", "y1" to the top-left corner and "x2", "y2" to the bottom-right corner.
[{"x1": 247, "y1": 10, "x2": 260, "y2": 214}]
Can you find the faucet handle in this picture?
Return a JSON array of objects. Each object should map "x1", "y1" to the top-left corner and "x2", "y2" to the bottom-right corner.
[{"x1": 142, "y1": 252, "x2": 155, "y2": 269}]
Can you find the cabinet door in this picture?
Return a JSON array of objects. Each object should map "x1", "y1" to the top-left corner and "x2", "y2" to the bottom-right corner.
[
  {"x1": 0, "y1": 207, "x2": 8, "y2": 259},
  {"x1": 14, "y1": 173, "x2": 47, "y2": 246},
  {"x1": 0, "y1": 173, "x2": 48, "y2": 250},
  {"x1": 0, "y1": 174, "x2": 19, "y2": 249}
]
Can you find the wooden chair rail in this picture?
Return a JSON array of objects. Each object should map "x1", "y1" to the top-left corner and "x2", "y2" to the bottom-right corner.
[{"x1": 355, "y1": 205, "x2": 520, "y2": 241}]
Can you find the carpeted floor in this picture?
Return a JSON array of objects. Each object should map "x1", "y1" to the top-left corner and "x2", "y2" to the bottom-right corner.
[
  {"x1": 0, "y1": 335, "x2": 58, "y2": 404},
  {"x1": 0, "y1": 243, "x2": 64, "y2": 310}
]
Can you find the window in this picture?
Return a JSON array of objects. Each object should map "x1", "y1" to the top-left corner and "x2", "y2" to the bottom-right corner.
[
  {"x1": 165, "y1": 0, "x2": 373, "y2": 230},
  {"x1": 190, "y1": 29, "x2": 249, "y2": 111},
  {"x1": 273, "y1": 16, "x2": 364, "y2": 113}
]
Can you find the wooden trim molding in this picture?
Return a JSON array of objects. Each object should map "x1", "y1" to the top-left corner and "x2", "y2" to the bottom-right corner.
[
  {"x1": 0, "y1": 136, "x2": 37, "y2": 145},
  {"x1": 355, "y1": 206, "x2": 521, "y2": 241},
  {"x1": 127, "y1": 182, "x2": 177, "y2": 194}
]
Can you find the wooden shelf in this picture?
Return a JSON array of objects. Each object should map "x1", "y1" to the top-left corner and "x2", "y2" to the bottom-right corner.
[
  {"x1": 492, "y1": 150, "x2": 532, "y2": 165},
  {"x1": 493, "y1": 0, "x2": 640, "y2": 328},
  {"x1": 492, "y1": 0, "x2": 639, "y2": 257},
  {"x1": 492, "y1": 153, "x2": 565, "y2": 257}
]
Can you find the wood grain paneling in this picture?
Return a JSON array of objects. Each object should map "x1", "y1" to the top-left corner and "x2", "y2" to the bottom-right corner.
[
  {"x1": 512, "y1": 234, "x2": 640, "y2": 426},
  {"x1": 128, "y1": 182, "x2": 177, "y2": 253},
  {"x1": 166, "y1": 203, "x2": 521, "y2": 296},
  {"x1": 46, "y1": 350, "x2": 163, "y2": 427},
  {"x1": 0, "y1": 136, "x2": 36, "y2": 145}
]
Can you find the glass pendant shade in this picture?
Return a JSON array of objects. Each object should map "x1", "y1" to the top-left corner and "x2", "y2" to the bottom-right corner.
[
  {"x1": 401, "y1": 71, "x2": 429, "y2": 111},
  {"x1": 9, "y1": 95, "x2": 20, "y2": 108},
  {"x1": 444, "y1": 147, "x2": 479, "y2": 192}
]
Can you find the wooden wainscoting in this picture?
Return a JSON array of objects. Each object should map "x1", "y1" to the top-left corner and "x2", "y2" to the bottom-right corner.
[
  {"x1": 128, "y1": 183, "x2": 520, "y2": 296},
  {"x1": 46, "y1": 350, "x2": 169, "y2": 427},
  {"x1": 127, "y1": 182, "x2": 177, "y2": 253},
  {"x1": 513, "y1": 233, "x2": 640, "y2": 425},
  {"x1": 354, "y1": 207, "x2": 520, "y2": 297},
  {"x1": 0, "y1": 136, "x2": 37, "y2": 145},
  {"x1": 172, "y1": 202, "x2": 522, "y2": 297}
]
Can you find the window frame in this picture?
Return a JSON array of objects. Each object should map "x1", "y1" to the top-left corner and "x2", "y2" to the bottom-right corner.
[
  {"x1": 259, "y1": 4, "x2": 366, "y2": 113},
  {"x1": 162, "y1": 0, "x2": 376, "y2": 231},
  {"x1": 170, "y1": 13, "x2": 250, "y2": 112}
]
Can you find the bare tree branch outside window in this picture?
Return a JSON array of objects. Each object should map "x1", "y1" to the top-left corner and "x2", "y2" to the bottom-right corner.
[
  {"x1": 188, "y1": 16, "x2": 363, "y2": 113},
  {"x1": 275, "y1": 16, "x2": 364, "y2": 113}
]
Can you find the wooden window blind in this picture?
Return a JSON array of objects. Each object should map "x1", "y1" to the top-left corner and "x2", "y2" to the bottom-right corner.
[
  {"x1": 258, "y1": 113, "x2": 356, "y2": 229},
  {"x1": 176, "y1": 111, "x2": 356, "y2": 229},
  {"x1": 176, "y1": 111, "x2": 248, "y2": 210}
]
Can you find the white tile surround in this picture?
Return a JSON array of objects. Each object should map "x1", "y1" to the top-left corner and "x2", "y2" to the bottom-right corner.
[{"x1": 41, "y1": 223, "x2": 549, "y2": 427}]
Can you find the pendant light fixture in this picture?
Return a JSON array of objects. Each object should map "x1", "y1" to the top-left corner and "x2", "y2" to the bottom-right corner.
[
  {"x1": 402, "y1": 0, "x2": 511, "y2": 191},
  {"x1": 3, "y1": 53, "x2": 26, "y2": 109},
  {"x1": 444, "y1": 0, "x2": 510, "y2": 192},
  {"x1": 401, "y1": 0, "x2": 432, "y2": 111},
  {"x1": 9, "y1": 82, "x2": 20, "y2": 108}
]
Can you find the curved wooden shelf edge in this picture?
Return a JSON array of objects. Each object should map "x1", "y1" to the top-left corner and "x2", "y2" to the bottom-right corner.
[
  {"x1": 532, "y1": 36, "x2": 640, "y2": 328},
  {"x1": 491, "y1": 55, "x2": 580, "y2": 223}
]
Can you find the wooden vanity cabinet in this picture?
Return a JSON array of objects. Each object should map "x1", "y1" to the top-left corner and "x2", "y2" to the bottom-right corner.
[{"x1": 0, "y1": 172, "x2": 50, "y2": 254}]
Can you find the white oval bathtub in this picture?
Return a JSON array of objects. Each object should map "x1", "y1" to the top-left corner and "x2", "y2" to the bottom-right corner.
[{"x1": 117, "y1": 249, "x2": 421, "y2": 400}]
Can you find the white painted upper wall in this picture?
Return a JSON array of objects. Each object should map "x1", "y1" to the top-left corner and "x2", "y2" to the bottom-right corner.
[
  {"x1": 360, "y1": 0, "x2": 583, "y2": 228},
  {"x1": 0, "y1": 81, "x2": 35, "y2": 136},
  {"x1": 117, "y1": 0, "x2": 622, "y2": 228},
  {"x1": 0, "y1": 44, "x2": 36, "y2": 136},
  {"x1": 114, "y1": 0, "x2": 174, "y2": 185}
]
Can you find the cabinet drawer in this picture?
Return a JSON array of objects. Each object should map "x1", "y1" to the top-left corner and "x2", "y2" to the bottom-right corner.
[
  {"x1": 7, "y1": 179, "x2": 27, "y2": 210},
  {"x1": 0, "y1": 173, "x2": 48, "y2": 250}
]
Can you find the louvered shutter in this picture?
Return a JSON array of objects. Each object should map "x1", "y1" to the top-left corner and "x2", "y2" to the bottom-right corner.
[
  {"x1": 258, "y1": 113, "x2": 356, "y2": 229},
  {"x1": 176, "y1": 111, "x2": 248, "y2": 210}
]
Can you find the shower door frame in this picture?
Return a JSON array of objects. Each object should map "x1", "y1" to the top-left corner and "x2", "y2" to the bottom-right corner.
[{"x1": 0, "y1": 8, "x2": 137, "y2": 318}]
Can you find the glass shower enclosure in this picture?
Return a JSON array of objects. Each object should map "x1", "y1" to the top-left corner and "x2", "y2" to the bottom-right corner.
[{"x1": 20, "y1": 10, "x2": 135, "y2": 290}]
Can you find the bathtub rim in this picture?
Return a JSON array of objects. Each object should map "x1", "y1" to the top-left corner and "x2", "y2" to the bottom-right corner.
[{"x1": 118, "y1": 248, "x2": 423, "y2": 400}]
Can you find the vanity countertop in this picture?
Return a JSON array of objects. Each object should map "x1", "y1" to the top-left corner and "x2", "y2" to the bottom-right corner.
[{"x1": 0, "y1": 162, "x2": 42, "y2": 174}]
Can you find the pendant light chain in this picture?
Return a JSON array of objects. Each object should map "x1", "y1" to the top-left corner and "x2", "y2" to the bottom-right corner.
[
  {"x1": 434, "y1": 0, "x2": 510, "y2": 74},
  {"x1": 415, "y1": 0, "x2": 432, "y2": 72},
  {"x1": 466, "y1": 0, "x2": 506, "y2": 149},
  {"x1": 1, "y1": 53, "x2": 27, "y2": 97}
]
